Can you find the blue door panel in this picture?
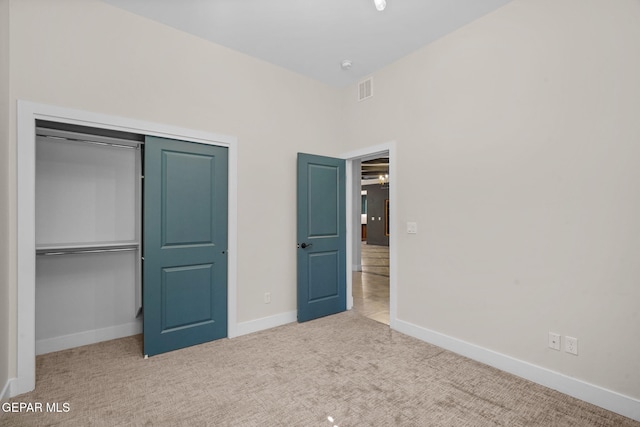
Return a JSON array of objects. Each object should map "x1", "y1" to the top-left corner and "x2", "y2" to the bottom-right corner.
[
  {"x1": 297, "y1": 153, "x2": 346, "y2": 322},
  {"x1": 308, "y1": 164, "x2": 339, "y2": 237},
  {"x1": 162, "y1": 151, "x2": 215, "y2": 246},
  {"x1": 144, "y1": 136, "x2": 228, "y2": 356},
  {"x1": 308, "y1": 251, "x2": 339, "y2": 301},
  {"x1": 162, "y1": 264, "x2": 214, "y2": 331}
]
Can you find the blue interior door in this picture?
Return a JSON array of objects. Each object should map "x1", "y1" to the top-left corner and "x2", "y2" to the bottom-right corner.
[
  {"x1": 143, "y1": 136, "x2": 228, "y2": 356},
  {"x1": 297, "y1": 153, "x2": 346, "y2": 322}
]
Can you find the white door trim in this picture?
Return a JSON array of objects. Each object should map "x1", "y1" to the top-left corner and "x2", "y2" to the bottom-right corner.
[
  {"x1": 14, "y1": 100, "x2": 239, "y2": 396},
  {"x1": 341, "y1": 141, "x2": 396, "y2": 327}
]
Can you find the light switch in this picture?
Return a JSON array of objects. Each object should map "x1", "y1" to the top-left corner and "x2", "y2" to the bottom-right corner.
[{"x1": 407, "y1": 222, "x2": 418, "y2": 234}]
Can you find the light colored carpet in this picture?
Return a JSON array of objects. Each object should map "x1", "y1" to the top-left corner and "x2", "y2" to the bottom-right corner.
[{"x1": 2, "y1": 311, "x2": 637, "y2": 426}]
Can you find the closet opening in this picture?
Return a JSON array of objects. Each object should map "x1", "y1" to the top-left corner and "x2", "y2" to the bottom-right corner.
[
  {"x1": 35, "y1": 120, "x2": 145, "y2": 355},
  {"x1": 16, "y1": 101, "x2": 238, "y2": 397}
]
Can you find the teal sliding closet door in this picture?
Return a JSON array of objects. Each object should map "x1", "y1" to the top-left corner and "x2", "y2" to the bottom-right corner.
[{"x1": 143, "y1": 136, "x2": 228, "y2": 356}]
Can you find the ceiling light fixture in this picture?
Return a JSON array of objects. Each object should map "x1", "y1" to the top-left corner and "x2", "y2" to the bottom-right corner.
[
  {"x1": 374, "y1": 0, "x2": 386, "y2": 11},
  {"x1": 341, "y1": 60, "x2": 352, "y2": 70}
]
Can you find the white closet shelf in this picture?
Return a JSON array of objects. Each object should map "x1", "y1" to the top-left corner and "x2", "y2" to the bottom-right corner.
[{"x1": 36, "y1": 241, "x2": 140, "y2": 256}]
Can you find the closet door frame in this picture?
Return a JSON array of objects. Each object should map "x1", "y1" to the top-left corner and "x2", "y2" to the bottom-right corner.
[{"x1": 15, "y1": 100, "x2": 239, "y2": 396}]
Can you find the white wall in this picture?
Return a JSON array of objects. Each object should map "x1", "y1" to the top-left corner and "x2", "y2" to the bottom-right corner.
[
  {"x1": 4, "y1": 0, "x2": 342, "y2": 379},
  {"x1": 0, "y1": 0, "x2": 11, "y2": 400},
  {"x1": 342, "y1": 0, "x2": 640, "y2": 400}
]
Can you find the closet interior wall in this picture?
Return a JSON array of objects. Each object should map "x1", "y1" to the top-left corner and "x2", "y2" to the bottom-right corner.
[{"x1": 35, "y1": 121, "x2": 144, "y2": 355}]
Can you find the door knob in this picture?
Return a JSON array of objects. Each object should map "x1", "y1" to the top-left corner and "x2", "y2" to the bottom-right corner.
[{"x1": 300, "y1": 242, "x2": 313, "y2": 249}]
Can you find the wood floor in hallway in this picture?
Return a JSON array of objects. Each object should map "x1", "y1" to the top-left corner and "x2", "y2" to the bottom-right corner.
[{"x1": 352, "y1": 243, "x2": 390, "y2": 325}]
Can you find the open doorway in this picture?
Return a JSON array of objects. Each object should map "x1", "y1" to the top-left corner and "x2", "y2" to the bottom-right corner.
[
  {"x1": 353, "y1": 158, "x2": 390, "y2": 324},
  {"x1": 343, "y1": 142, "x2": 396, "y2": 328}
]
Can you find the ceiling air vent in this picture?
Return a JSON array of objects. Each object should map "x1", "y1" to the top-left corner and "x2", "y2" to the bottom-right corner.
[{"x1": 358, "y1": 77, "x2": 373, "y2": 102}]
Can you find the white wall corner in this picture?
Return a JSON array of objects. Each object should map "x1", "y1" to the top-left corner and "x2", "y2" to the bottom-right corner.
[
  {"x1": 235, "y1": 311, "x2": 297, "y2": 337},
  {"x1": 394, "y1": 319, "x2": 640, "y2": 422}
]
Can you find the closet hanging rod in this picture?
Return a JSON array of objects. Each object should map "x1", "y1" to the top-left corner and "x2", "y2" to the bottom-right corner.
[
  {"x1": 36, "y1": 134, "x2": 140, "y2": 150},
  {"x1": 37, "y1": 247, "x2": 138, "y2": 256}
]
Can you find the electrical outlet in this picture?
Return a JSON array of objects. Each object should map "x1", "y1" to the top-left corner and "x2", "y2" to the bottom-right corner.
[
  {"x1": 548, "y1": 332, "x2": 561, "y2": 351},
  {"x1": 264, "y1": 292, "x2": 271, "y2": 304},
  {"x1": 565, "y1": 336, "x2": 578, "y2": 355},
  {"x1": 407, "y1": 222, "x2": 418, "y2": 234}
]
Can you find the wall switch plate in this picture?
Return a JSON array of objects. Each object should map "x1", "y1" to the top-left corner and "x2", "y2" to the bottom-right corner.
[
  {"x1": 548, "y1": 332, "x2": 561, "y2": 350},
  {"x1": 565, "y1": 336, "x2": 578, "y2": 355},
  {"x1": 407, "y1": 222, "x2": 418, "y2": 234},
  {"x1": 264, "y1": 292, "x2": 271, "y2": 304}
]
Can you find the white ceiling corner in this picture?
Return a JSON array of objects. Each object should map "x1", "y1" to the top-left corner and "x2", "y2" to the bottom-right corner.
[{"x1": 99, "y1": 0, "x2": 515, "y2": 87}]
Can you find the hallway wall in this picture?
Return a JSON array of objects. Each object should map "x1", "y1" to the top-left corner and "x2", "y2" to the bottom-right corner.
[
  {"x1": 363, "y1": 184, "x2": 389, "y2": 246},
  {"x1": 341, "y1": 0, "x2": 640, "y2": 401}
]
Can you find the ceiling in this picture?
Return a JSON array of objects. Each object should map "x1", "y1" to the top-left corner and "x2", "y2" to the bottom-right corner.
[
  {"x1": 100, "y1": 0, "x2": 514, "y2": 87},
  {"x1": 361, "y1": 158, "x2": 389, "y2": 183}
]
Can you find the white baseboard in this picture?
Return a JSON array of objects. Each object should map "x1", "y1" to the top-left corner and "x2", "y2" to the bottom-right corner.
[
  {"x1": 394, "y1": 319, "x2": 640, "y2": 422},
  {"x1": 35, "y1": 321, "x2": 143, "y2": 355},
  {"x1": 1, "y1": 377, "x2": 12, "y2": 401},
  {"x1": 236, "y1": 311, "x2": 297, "y2": 337},
  {"x1": 10, "y1": 374, "x2": 35, "y2": 399}
]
